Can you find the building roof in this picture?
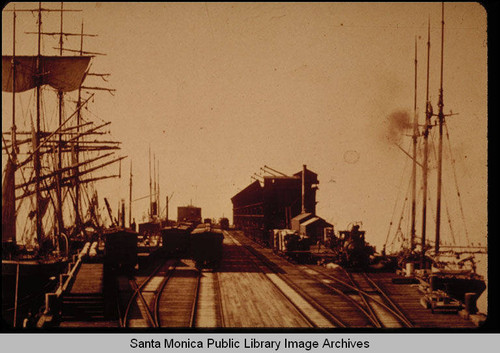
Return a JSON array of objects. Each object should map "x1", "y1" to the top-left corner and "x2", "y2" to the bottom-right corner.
[
  {"x1": 231, "y1": 180, "x2": 263, "y2": 203},
  {"x1": 301, "y1": 216, "x2": 321, "y2": 227},
  {"x1": 291, "y1": 212, "x2": 313, "y2": 222},
  {"x1": 292, "y1": 167, "x2": 318, "y2": 184},
  {"x1": 300, "y1": 216, "x2": 333, "y2": 228}
]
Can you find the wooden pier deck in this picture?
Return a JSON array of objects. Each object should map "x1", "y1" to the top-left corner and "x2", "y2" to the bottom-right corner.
[
  {"x1": 230, "y1": 231, "x2": 478, "y2": 329},
  {"x1": 68, "y1": 263, "x2": 104, "y2": 294},
  {"x1": 53, "y1": 231, "x2": 481, "y2": 329},
  {"x1": 59, "y1": 263, "x2": 118, "y2": 328}
]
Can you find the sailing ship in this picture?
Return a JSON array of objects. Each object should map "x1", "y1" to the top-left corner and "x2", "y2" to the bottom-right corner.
[
  {"x1": 2, "y1": 3, "x2": 124, "y2": 327},
  {"x1": 136, "y1": 147, "x2": 166, "y2": 247},
  {"x1": 384, "y1": 4, "x2": 486, "y2": 307}
]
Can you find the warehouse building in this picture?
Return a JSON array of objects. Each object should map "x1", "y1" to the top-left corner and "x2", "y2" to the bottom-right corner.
[{"x1": 231, "y1": 165, "x2": 321, "y2": 245}]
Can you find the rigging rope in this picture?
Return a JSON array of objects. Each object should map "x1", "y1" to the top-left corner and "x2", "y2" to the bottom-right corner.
[
  {"x1": 384, "y1": 139, "x2": 412, "y2": 250},
  {"x1": 442, "y1": 184, "x2": 457, "y2": 245},
  {"x1": 427, "y1": 126, "x2": 455, "y2": 247},
  {"x1": 444, "y1": 123, "x2": 471, "y2": 246},
  {"x1": 390, "y1": 173, "x2": 413, "y2": 251}
]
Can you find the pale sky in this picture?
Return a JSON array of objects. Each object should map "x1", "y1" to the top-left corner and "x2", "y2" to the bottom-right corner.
[{"x1": 2, "y1": 2, "x2": 487, "y2": 252}]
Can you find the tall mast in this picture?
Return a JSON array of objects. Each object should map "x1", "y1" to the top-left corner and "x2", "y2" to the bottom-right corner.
[
  {"x1": 153, "y1": 153, "x2": 157, "y2": 216},
  {"x1": 157, "y1": 159, "x2": 160, "y2": 219},
  {"x1": 8, "y1": 7, "x2": 18, "y2": 245},
  {"x1": 66, "y1": 19, "x2": 114, "y2": 229},
  {"x1": 11, "y1": 7, "x2": 18, "y2": 325},
  {"x1": 35, "y1": 2, "x2": 43, "y2": 245},
  {"x1": 31, "y1": 4, "x2": 89, "y2": 233},
  {"x1": 56, "y1": 2, "x2": 65, "y2": 238},
  {"x1": 435, "y1": 3, "x2": 445, "y2": 254},
  {"x1": 129, "y1": 161, "x2": 133, "y2": 227},
  {"x1": 11, "y1": 8, "x2": 17, "y2": 164},
  {"x1": 149, "y1": 145, "x2": 152, "y2": 218},
  {"x1": 10, "y1": 4, "x2": 119, "y2": 245},
  {"x1": 301, "y1": 164, "x2": 306, "y2": 213},
  {"x1": 410, "y1": 37, "x2": 418, "y2": 251},
  {"x1": 74, "y1": 20, "x2": 85, "y2": 230},
  {"x1": 166, "y1": 195, "x2": 169, "y2": 223},
  {"x1": 421, "y1": 18, "x2": 432, "y2": 267},
  {"x1": 28, "y1": 2, "x2": 81, "y2": 246}
]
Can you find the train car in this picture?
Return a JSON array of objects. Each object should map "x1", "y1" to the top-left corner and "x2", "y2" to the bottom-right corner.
[
  {"x1": 190, "y1": 225, "x2": 224, "y2": 269},
  {"x1": 178, "y1": 205, "x2": 202, "y2": 225},
  {"x1": 138, "y1": 221, "x2": 162, "y2": 237},
  {"x1": 161, "y1": 225, "x2": 191, "y2": 256},
  {"x1": 103, "y1": 229, "x2": 138, "y2": 272},
  {"x1": 272, "y1": 229, "x2": 311, "y2": 263},
  {"x1": 219, "y1": 217, "x2": 229, "y2": 230}
]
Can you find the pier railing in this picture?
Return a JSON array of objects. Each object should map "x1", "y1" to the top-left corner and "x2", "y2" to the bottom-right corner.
[{"x1": 36, "y1": 243, "x2": 91, "y2": 327}]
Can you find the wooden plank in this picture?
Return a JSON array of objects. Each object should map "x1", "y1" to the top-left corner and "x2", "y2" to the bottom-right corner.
[{"x1": 69, "y1": 263, "x2": 103, "y2": 294}]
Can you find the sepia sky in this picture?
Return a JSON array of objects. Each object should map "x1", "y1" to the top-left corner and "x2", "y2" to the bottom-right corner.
[{"x1": 2, "y1": 2, "x2": 487, "y2": 251}]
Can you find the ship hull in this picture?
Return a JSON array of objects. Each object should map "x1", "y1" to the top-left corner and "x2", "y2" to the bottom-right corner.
[
  {"x1": 431, "y1": 275, "x2": 486, "y2": 303},
  {"x1": 2, "y1": 258, "x2": 67, "y2": 328}
]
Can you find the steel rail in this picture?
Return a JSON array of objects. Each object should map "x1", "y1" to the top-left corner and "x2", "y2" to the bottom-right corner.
[
  {"x1": 129, "y1": 278, "x2": 157, "y2": 327},
  {"x1": 122, "y1": 257, "x2": 175, "y2": 327},
  {"x1": 152, "y1": 260, "x2": 179, "y2": 327},
  {"x1": 242, "y1": 243, "x2": 347, "y2": 328},
  {"x1": 304, "y1": 265, "x2": 413, "y2": 328},
  {"x1": 188, "y1": 273, "x2": 201, "y2": 327},
  {"x1": 224, "y1": 232, "x2": 316, "y2": 328},
  {"x1": 344, "y1": 271, "x2": 383, "y2": 328},
  {"x1": 213, "y1": 271, "x2": 225, "y2": 328},
  {"x1": 361, "y1": 272, "x2": 414, "y2": 328},
  {"x1": 299, "y1": 266, "x2": 383, "y2": 327},
  {"x1": 232, "y1": 231, "x2": 370, "y2": 327}
]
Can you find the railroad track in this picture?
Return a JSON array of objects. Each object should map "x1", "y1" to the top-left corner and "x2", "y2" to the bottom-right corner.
[
  {"x1": 121, "y1": 258, "x2": 201, "y2": 328},
  {"x1": 344, "y1": 270, "x2": 413, "y2": 328},
  {"x1": 300, "y1": 265, "x2": 414, "y2": 328},
  {"x1": 231, "y1": 230, "x2": 413, "y2": 328},
  {"x1": 155, "y1": 259, "x2": 200, "y2": 327},
  {"x1": 223, "y1": 231, "x2": 332, "y2": 328},
  {"x1": 194, "y1": 269, "x2": 225, "y2": 328}
]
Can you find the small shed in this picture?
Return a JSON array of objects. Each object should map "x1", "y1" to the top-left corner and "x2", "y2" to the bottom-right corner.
[
  {"x1": 300, "y1": 217, "x2": 333, "y2": 241},
  {"x1": 291, "y1": 212, "x2": 313, "y2": 232}
]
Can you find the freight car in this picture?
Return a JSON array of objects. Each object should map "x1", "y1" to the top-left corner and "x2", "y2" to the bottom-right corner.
[
  {"x1": 219, "y1": 217, "x2": 230, "y2": 230},
  {"x1": 272, "y1": 229, "x2": 312, "y2": 263},
  {"x1": 178, "y1": 205, "x2": 202, "y2": 225},
  {"x1": 190, "y1": 225, "x2": 224, "y2": 269},
  {"x1": 103, "y1": 229, "x2": 138, "y2": 272},
  {"x1": 161, "y1": 225, "x2": 191, "y2": 256}
]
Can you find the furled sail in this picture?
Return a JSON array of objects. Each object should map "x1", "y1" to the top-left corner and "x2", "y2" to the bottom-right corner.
[
  {"x1": 2, "y1": 56, "x2": 91, "y2": 93},
  {"x1": 2, "y1": 158, "x2": 16, "y2": 243}
]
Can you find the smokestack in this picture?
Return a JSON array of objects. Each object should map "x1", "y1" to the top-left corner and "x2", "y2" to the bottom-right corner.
[{"x1": 302, "y1": 164, "x2": 306, "y2": 213}]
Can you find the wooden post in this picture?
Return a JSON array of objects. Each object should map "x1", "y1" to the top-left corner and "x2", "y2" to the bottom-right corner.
[
  {"x1": 465, "y1": 293, "x2": 478, "y2": 314},
  {"x1": 44, "y1": 293, "x2": 58, "y2": 315},
  {"x1": 13, "y1": 262, "x2": 20, "y2": 327},
  {"x1": 301, "y1": 165, "x2": 306, "y2": 213},
  {"x1": 166, "y1": 195, "x2": 169, "y2": 225}
]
